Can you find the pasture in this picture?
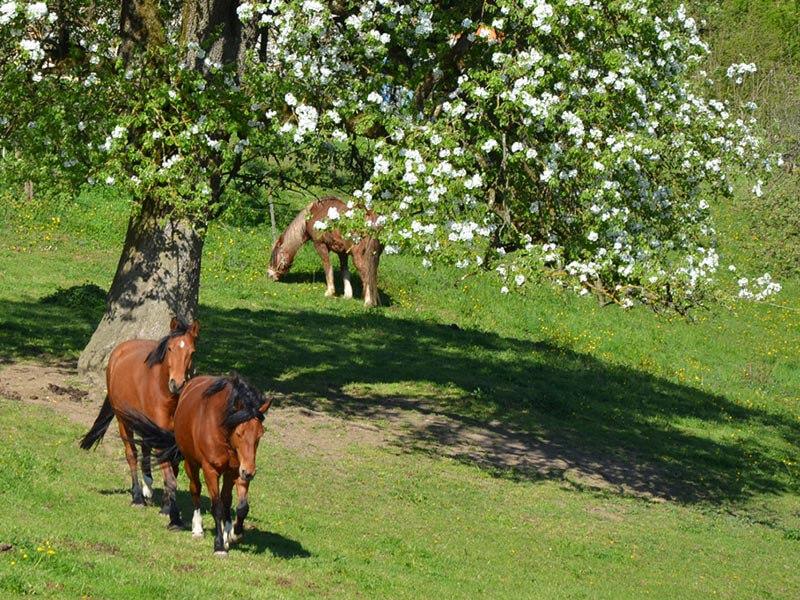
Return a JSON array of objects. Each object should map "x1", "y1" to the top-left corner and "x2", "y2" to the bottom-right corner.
[{"x1": 0, "y1": 191, "x2": 798, "y2": 598}]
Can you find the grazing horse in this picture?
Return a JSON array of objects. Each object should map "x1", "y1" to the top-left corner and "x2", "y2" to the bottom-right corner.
[
  {"x1": 268, "y1": 196, "x2": 384, "y2": 307},
  {"x1": 124, "y1": 373, "x2": 271, "y2": 555},
  {"x1": 79, "y1": 317, "x2": 199, "y2": 527}
]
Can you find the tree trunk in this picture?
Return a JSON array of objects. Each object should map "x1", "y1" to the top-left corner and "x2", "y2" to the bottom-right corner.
[
  {"x1": 79, "y1": 0, "x2": 249, "y2": 374},
  {"x1": 78, "y1": 199, "x2": 204, "y2": 374}
]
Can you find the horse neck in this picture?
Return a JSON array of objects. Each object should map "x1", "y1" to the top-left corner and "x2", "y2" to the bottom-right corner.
[
  {"x1": 274, "y1": 205, "x2": 312, "y2": 265},
  {"x1": 156, "y1": 358, "x2": 172, "y2": 397}
]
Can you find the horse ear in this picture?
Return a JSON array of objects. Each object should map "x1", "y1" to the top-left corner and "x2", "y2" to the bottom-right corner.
[
  {"x1": 190, "y1": 320, "x2": 200, "y2": 337},
  {"x1": 259, "y1": 396, "x2": 273, "y2": 414},
  {"x1": 169, "y1": 316, "x2": 179, "y2": 331}
]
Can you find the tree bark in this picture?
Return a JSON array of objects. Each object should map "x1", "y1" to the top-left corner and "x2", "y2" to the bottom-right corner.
[{"x1": 78, "y1": 199, "x2": 204, "y2": 374}]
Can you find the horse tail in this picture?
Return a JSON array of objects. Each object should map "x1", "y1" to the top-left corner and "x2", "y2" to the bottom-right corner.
[
  {"x1": 120, "y1": 409, "x2": 182, "y2": 465},
  {"x1": 79, "y1": 396, "x2": 115, "y2": 450}
]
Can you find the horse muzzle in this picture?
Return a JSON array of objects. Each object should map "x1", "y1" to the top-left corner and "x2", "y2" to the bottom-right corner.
[
  {"x1": 239, "y1": 468, "x2": 255, "y2": 482},
  {"x1": 168, "y1": 379, "x2": 184, "y2": 395}
]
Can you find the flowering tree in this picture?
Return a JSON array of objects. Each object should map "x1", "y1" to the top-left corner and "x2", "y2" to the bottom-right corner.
[{"x1": 0, "y1": 0, "x2": 778, "y2": 371}]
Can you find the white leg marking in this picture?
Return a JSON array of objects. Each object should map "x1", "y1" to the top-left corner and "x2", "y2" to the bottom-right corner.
[
  {"x1": 191, "y1": 508, "x2": 203, "y2": 537},
  {"x1": 142, "y1": 476, "x2": 153, "y2": 500},
  {"x1": 343, "y1": 275, "x2": 353, "y2": 299},
  {"x1": 223, "y1": 521, "x2": 233, "y2": 550}
]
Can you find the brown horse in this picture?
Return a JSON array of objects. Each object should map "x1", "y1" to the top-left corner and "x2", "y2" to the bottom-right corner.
[
  {"x1": 268, "y1": 196, "x2": 384, "y2": 307},
  {"x1": 123, "y1": 373, "x2": 271, "y2": 555},
  {"x1": 79, "y1": 317, "x2": 199, "y2": 526}
]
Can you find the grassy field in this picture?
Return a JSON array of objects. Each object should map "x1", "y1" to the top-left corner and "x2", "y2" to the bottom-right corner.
[
  {"x1": 0, "y1": 185, "x2": 798, "y2": 598},
  {"x1": 1, "y1": 1, "x2": 799, "y2": 595}
]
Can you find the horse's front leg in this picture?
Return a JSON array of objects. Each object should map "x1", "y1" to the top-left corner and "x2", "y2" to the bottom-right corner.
[
  {"x1": 185, "y1": 460, "x2": 204, "y2": 538},
  {"x1": 221, "y1": 471, "x2": 235, "y2": 548},
  {"x1": 313, "y1": 241, "x2": 336, "y2": 297},
  {"x1": 339, "y1": 252, "x2": 353, "y2": 299},
  {"x1": 202, "y1": 465, "x2": 226, "y2": 555},
  {"x1": 232, "y1": 476, "x2": 251, "y2": 543}
]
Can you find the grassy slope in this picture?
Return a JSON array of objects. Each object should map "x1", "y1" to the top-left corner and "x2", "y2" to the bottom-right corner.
[
  {"x1": 0, "y1": 187, "x2": 798, "y2": 598},
  {"x1": 1, "y1": 2, "x2": 799, "y2": 596}
]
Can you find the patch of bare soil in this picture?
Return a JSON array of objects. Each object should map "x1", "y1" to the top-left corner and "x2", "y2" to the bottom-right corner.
[{"x1": 0, "y1": 361, "x2": 103, "y2": 425}]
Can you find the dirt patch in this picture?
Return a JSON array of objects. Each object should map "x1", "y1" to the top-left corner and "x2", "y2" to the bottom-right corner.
[
  {"x1": 47, "y1": 383, "x2": 89, "y2": 402},
  {"x1": 0, "y1": 362, "x2": 102, "y2": 426}
]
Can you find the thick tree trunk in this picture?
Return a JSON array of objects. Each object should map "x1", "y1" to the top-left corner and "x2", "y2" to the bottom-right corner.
[
  {"x1": 79, "y1": 0, "x2": 248, "y2": 374},
  {"x1": 78, "y1": 199, "x2": 204, "y2": 374}
]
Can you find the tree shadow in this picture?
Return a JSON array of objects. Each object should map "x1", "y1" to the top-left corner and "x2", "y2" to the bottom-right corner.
[
  {"x1": 275, "y1": 268, "x2": 394, "y2": 306},
  {"x1": 2, "y1": 285, "x2": 798, "y2": 508}
]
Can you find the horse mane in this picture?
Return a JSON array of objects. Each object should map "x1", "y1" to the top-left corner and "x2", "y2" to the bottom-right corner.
[
  {"x1": 203, "y1": 372, "x2": 270, "y2": 429},
  {"x1": 144, "y1": 318, "x2": 191, "y2": 368},
  {"x1": 269, "y1": 202, "x2": 315, "y2": 271}
]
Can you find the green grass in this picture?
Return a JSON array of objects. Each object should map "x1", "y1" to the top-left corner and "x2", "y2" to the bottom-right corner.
[
  {"x1": 0, "y1": 187, "x2": 799, "y2": 598},
  {"x1": 1, "y1": 4, "x2": 798, "y2": 593}
]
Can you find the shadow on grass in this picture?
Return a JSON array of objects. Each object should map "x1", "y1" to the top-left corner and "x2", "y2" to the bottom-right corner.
[
  {"x1": 95, "y1": 486, "x2": 310, "y2": 558},
  {"x1": 3, "y1": 285, "x2": 798, "y2": 506},
  {"x1": 276, "y1": 268, "x2": 395, "y2": 306}
]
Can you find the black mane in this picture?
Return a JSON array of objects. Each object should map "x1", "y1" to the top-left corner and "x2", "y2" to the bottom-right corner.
[
  {"x1": 144, "y1": 318, "x2": 191, "y2": 368},
  {"x1": 203, "y1": 372, "x2": 269, "y2": 428}
]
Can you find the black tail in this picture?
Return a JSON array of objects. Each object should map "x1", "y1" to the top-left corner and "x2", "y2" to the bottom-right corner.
[
  {"x1": 120, "y1": 409, "x2": 182, "y2": 464},
  {"x1": 79, "y1": 396, "x2": 115, "y2": 450}
]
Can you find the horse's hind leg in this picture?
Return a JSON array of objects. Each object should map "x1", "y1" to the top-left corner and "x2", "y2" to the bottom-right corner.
[
  {"x1": 221, "y1": 472, "x2": 235, "y2": 548},
  {"x1": 339, "y1": 252, "x2": 353, "y2": 299},
  {"x1": 232, "y1": 477, "x2": 251, "y2": 542},
  {"x1": 118, "y1": 420, "x2": 144, "y2": 506},
  {"x1": 352, "y1": 245, "x2": 379, "y2": 307},
  {"x1": 162, "y1": 460, "x2": 183, "y2": 529},
  {"x1": 313, "y1": 242, "x2": 336, "y2": 297},
  {"x1": 140, "y1": 446, "x2": 153, "y2": 504},
  {"x1": 185, "y1": 460, "x2": 203, "y2": 538}
]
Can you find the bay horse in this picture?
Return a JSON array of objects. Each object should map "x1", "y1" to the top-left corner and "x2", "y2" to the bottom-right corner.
[
  {"x1": 79, "y1": 317, "x2": 199, "y2": 527},
  {"x1": 123, "y1": 373, "x2": 271, "y2": 555},
  {"x1": 268, "y1": 196, "x2": 384, "y2": 307}
]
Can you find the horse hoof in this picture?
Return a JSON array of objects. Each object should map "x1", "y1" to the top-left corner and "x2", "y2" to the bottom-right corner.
[
  {"x1": 159, "y1": 506, "x2": 171, "y2": 516},
  {"x1": 168, "y1": 522, "x2": 184, "y2": 532},
  {"x1": 214, "y1": 550, "x2": 228, "y2": 557},
  {"x1": 131, "y1": 501, "x2": 146, "y2": 508},
  {"x1": 229, "y1": 533, "x2": 241, "y2": 544},
  {"x1": 192, "y1": 532, "x2": 204, "y2": 539}
]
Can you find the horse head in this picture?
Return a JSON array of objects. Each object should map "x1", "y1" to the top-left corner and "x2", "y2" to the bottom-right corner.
[
  {"x1": 162, "y1": 317, "x2": 200, "y2": 394},
  {"x1": 268, "y1": 235, "x2": 293, "y2": 281},
  {"x1": 220, "y1": 376, "x2": 272, "y2": 481}
]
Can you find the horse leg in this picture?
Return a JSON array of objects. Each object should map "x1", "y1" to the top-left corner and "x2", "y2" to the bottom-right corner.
[
  {"x1": 363, "y1": 243, "x2": 381, "y2": 307},
  {"x1": 232, "y1": 477, "x2": 251, "y2": 542},
  {"x1": 163, "y1": 461, "x2": 183, "y2": 530},
  {"x1": 221, "y1": 472, "x2": 235, "y2": 548},
  {"x1": 339, "y1": 252, "x2": 353, "y2": 299},
  {"x1": 314, "y1": 242, "x2": 336, "y2": 297},
  {"x1": 140, "y1": 446, "x2": 153, "y2": 504},
  {"x1": 352, "y1": 247, "x2": 377, "y2": 307},
  {"x1": 202, "y1": 465, "x2": 226, "y2": 555},
  {"x1": 185, "y1": 460, "x2": 204, "y2": 538},
  {"x1": 117, "y1": 420, "x2": 144, "y2": 506},
  {"x1": 158, "y1": 459, "x2": 175, "y2": 514}
]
